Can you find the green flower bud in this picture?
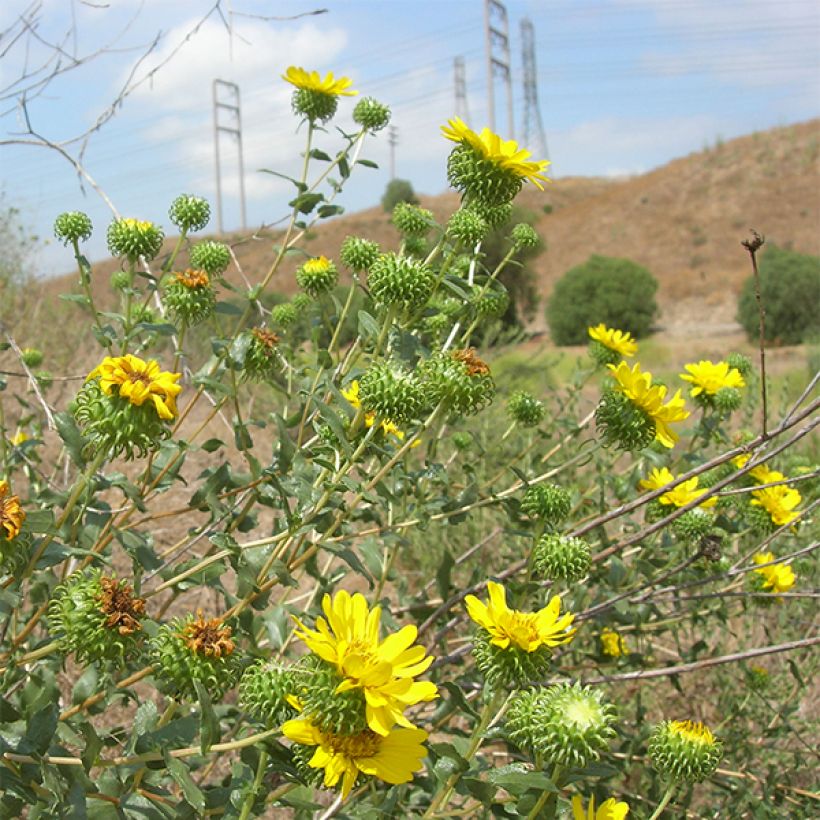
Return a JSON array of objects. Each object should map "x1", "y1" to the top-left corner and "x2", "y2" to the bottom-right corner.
[
  {"x1": 474, "y1": 202, "x2": 513, "y2": 228},
  {"x1": 417, "y1": 348, "x2": 495, "y2": 417},
  {"x1": 447, "y1": 144, "x2": 524, "y2": 207},
  {"x1": 595, "y1": 389, "x2": 656, "y2": 452},
  {"x1": 243, "y1": 328, "x2": 281, "y2": 382},
  {"x1": 645, "y1": 498, "x2": 669, "y2": 523},
  {"x1": 130, "y1": 305, "x2": 156, "y2": 326},
  {"x1": 452, "y1": 431, "x2": 473, "y2": 450},
  {"x1": 746, "y1": 665, "x2": 770, "y2": 692},
  {"x1": 353, "y1": 97, "x2": 391, "y2": 131},
  {"x1": 403, "y1": 235, "x2": 428, "y2": 258},
  {"x1": 511, "y1": 222, "x2": 539, "y2": 250},
  {"x1": 54, "y1": 211, "x2": 93, "y2": 245},
  {"x1": 506, "y1": 684, "x2": 617, "y2": 768},
  {"x1": 49, "y1": 570, "x2": 146, "y2": 665},
  {"x1": 392, "y1": 202, "x2": 434, "y2": 237},
  {"x1": 106, "y1": 218, "x2": 164, "y2": 262},
  {"x1": 589, "y1": 339, "x2": 622, "y2": 368},
  {"x1": 162, "y1": 269, "x2": 216, "y2": 326},
  {"x1": 189, "y1": 240, "x2": 231, "y2": 277},
  {"x1": 727, "y1": 352, "x2": 753, "y2": 379},
  {"x1": 746, "y1": 502, "x2": 776, "y2": 535},
  {"x1": 291, "y1": 88, "x2": 338, "y2": 123},
  {"x1": 272, "y1": 302, "x2": 298, "y2": 328},
  {"x1": 358, "y1": 361, "x2": 424, "y2": 425},
  {"x1": 520, "y1": 483, "x2": 571, "y2": 527},
  {"x1": 447, "y1": 209, "x2": 488, "y2": 246},
  {"x1": 532, "y1": 534, "x2": 591, "y2": 583},
  {"x1": 150, "y1": 611, "x2": 241, "y2": 701},
  {"x1": 714, "y1": 386, "x2": 743, "y2": 415},
  {"x1": 340, "y1": 236, "x2": 380, "y2": 272},
  {"x1": 450, "y1": 254, "x2": 473, "y2": 278},
  {"x1": 672, "y1": 508, "x2": 716, "y2": 542},
  {"x1": 110, "y1": 270, "x2": 132, "y2": 291},
  {"x1": 168, "y1": 194, "x2": 210, "y2": 232},
  {"x1": 473, "y1": 631, "x2": 555, "y2": 690},
  {"x1": 423, "y1": 311, "x2": 451, "y2": 340},
  {"x1": 507, "y1": 390, "x2": 545, "y2": 427},
  {"x1": 296, "y1": 255, "x2": 338, "y2": 297},
  {"x1": 239, "y1": 661, "x2": 298, "y2": 728},
  {"x1": 21, "y1": 348, "x2": 44, "y2": 368},
  {"x1": 368, "y1": 252, "x2": 435, "y2": 311},
  {"x1": 648, "y1": 720, "x2": 723, "y2": 783},
  {"x1": 34, "y1": 371, "x2": 52, "y2": 390},
  {"x1": 471, "y1": 284, "x2": 510, "y2": 318},
  {"x1": 292, "y1": 292, "x2": 313, "y2": 313}
]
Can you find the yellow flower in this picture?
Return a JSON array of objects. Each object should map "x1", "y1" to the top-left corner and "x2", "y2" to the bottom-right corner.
[
  {"x1": 753, "y1": 552, "x2": 796, "y2": 594},
  {"x1": 749, "y1": 466, "x2": 784, "y2": 484},
  {"x1": 441, "y1": 117, "x2": 550, "y2": 188},
  {"x1": 600, "y1": 627, "x2": 628, "y2": 658},
  {"x1": 572, "y1": 794, "x2": 630, "y2": 820},
  {"x1": 750, "y1": 483, "x2": 801, "y2": 527},
  {"x1": 302, "y1": 255, "x2": 333, "y2": 274},
  {"x1": 608, "y1": 362, "x2": 689, "y2": 448},
  {"x1": 87, "y1": 355, "x2": 182, "y2": 421},
  {"x1": 283, "y1": 66, "x2": 357, "y2": 97},
  {"x1": 0, "y1": 480, "x2": 25, "y2": 540},
  {"x1": 282, "y1": 718, "x2": 427, "y2": 799},
  {"x1": 293, "y1": 590, "x2": 438, "y2": 736},
  {"x1": 680, "y1": 360, "x2": 745, "y2": 397},
  {"x1": 10, "y1": 431, "x2": 28, "y2": 447},
  {"x1": 588, "y1": 324, "x2": 637, "y2": 358},
  {"x1": 639, "y1": 468, "x2": 715, "y2": 509},
  {"x1": 465, "y1": 580, "x2": 576, "y2": 652},
  {"x1": 732, "y1": 454, "x2": 751, "y2": 470},
  {"x1": 669, "y1": 720, "x2": 716, "y2": 746}
]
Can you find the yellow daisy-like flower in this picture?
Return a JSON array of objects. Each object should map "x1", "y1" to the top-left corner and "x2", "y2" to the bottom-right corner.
[
  {"x1": 588, "y1": 324, "x2": 637, "y2": 358},
  {"x1": 600, "y1": 627, "x2": 629, "y2": 658},
  {"x1": 293, "y1": 590, "x2": 438, "y2": 736},
  {"x1": 282, "y1": 717, "x2": 427, "y2": 799},
  {"x1": 283, "y1": 66, "x2": 357, "y2": 97},
  {"x1": 465, "y1": 580, "x2": 576, "y2": 653},
  {"x1": 749, "y1": 465, "x2": 785, "y2": 484},
  {"x1": 669, "y1": 720, "x2": 716, "y2": 746},
  {"x1": 680, "y1": 360, "x2": 745, "y2": 397},
  {"x1": 638, "y1": 468, "x2": 716, "y2": 509},
  {"x1": 441, "y1": 117, "x2": 550, "y2": 188},
  {"x1": 0, "y1": 480, "x2": 25, "y2": 541},
  {"x1": 86, "y1": 355, "x2": 182, "y2": 421},
  {"x1": 750, "y1": 483, "x2": 801, "y2": 527},
  {"x1": 608, "y1": 362, "x2": 689, "y2": 448},
  {"x1": 753, "y1": 552, "x2": 796, "y2": 594},
  {"x1": 10, "y1": 431, "x2": 28, "y2": 447},
  {"x1": 572, "y1": 794, "x2": 630, "y2": 820}
]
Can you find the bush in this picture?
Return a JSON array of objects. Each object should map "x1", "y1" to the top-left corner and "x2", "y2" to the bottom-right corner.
[
  {"x1": 381, "y1": 178, "x2": 418, "y2": 211},
  {"x1": 546, "y1": 254, "x2": 658, "y2": 345},
  {"x1": 737, "y1": 245, "x2": 820, "y2": 345}
]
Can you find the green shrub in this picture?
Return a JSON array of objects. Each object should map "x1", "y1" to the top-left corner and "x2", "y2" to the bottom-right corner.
[
  {"x1": 381, "y1": 178, "x2": 418, "y2": 212},
  {"x1": 736, "y1": 245, "x2": 820, "y2": 345},
  {"x1": 546, "y1": 254, "x2": 658, "y2": 345}
]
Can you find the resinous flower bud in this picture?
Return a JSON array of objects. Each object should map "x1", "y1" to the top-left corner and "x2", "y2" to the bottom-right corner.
[
  {"x1": 49, "y1": 570, "x2": 146, "y2": 664},
  {"x1": 107, "y1": 218, "x2": 164, "y2": 262},
  {"x1": 353, "y1": 96, "x2": 391, "y2": 131},
  {"x1": 511, "y1": 222, "x2": 539, "y2": 250},
  {"x1": 359, "y1": 362, "x2": 424, "y2": 425},
  {"x1": 151, "y1": 610, "x2": 241, "y2": 701},
  {"x1": 447, "y1": 209, "x2": 488, "y2": 246},
  {"x1": 283, "y1": 66, "x2": 357, "y2": 123},
  {"x1": 54, "y1": 211, "x2": 93, "y2": 245},
  {"x1": 727, "y1": 352, "x2": 753, "y2": 379},
  {"x1": 169, "y1": 194, "x2": 210, "y2": 233},
  {"x1": 672, "y1": 508, "x2": 716, "y2": 542},
  {"x1": 520, "y1": 483, "x2": 571, "y2": 527},
  {"x1": 239, "y1": 660, "x2": 298, "y2": 728},
  {"x1": 532, "y1": 534, "x2": 591, "y2": 582},
  {"x1": 392, "y1": 202, "x2": 434, "y2": 237},
  {"x1": 162, "y1": 269, "x2": 216, "y2": 325},
  {"x1": 471, "y1": 283, "x2": 510, "y2": 318},
  {"x1": 21, "y1": 347, "x2": 44, "y2": 368},
  {"x1": 189, "y1": 240, "x2": 231, "y2": 277},
  {"x1": 368, "y1": 252, "x2": 435, "y2": 311},
  {"x1": 505, "y1": 683, "x2": 616, "y2": 767},
  {"x1": 272, "y1": 302, "x2": 298, "y2": 328},
  {"x1": 507, "y1": 390, "x2": 545, "y2": 427},
  {"x1": 340, "y1": 236, "x2": 380, "y2": 271},
  {"x1": 244, "y1": 328, "x2": 281, "y2": 382},
  {"x1": 417, "y1": 348, "x2": 495, "y2": 417},
  {"x1": 296, "y1": 255, "x2": 338, "y2": 297},
  {"x1": 466, "y1": 581, "x2": 576, "y2": 689},
  {"x1": 649, "y1": 719, "x2": 723, "y2": 783}
]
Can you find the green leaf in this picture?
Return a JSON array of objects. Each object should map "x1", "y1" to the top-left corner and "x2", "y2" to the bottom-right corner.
[
  {"x1": 54, "y1": 411, "x2": 87, "y2": 467},
  {"x1": 486, "y1": 764, "x2": 557, "y2": 793},
  {"x1": 258, "y1": 169, "x2": 307, "y2": 192},
  {"x1": 356, "y1": 158, "x2": 379, "y2": 169},
  {"x1": 215, "y1": 300, "x2": 243, "y2": 316},
  {"x1": 309, "y1": 149, "x2": 332, "y2": 162},
  {"x1": 436, "y1": 549, "x2": 454, "y2": 599},
  {"x1": 195, "y1": 680, "x2": 220, "y2": 752},
  {"x1": 201, "y1": 438, "x2": 225, "y2": 453},
  {"x1": 288, "y1": 192, "x2": 324, "y2": 215},
  {"x1": 79, "y1": 722, "x2": 103, "y2": 772},
  {"x1": 357, "y1": 310, "x2": 380, "y2": 341},
  {"x1": 318, "y1": 204, "x2": 344, "y2": 218},
  {"x1": 24, "y1": 703, "x2": 59, "y2": 755},
  {"x1": 164, "y1": 752, "x2": 206, "y2": 813}
]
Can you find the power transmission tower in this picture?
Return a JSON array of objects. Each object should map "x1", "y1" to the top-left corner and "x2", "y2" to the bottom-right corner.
[
  {"x1": 388, "y1": 125, "x2": 398, "y2": 179},
  {"x1": 212, "y1": 79, "x2": 247, "y2": 235},
  {"x1": 484, "y1": 0, "x2": 513, "y2": 138},
  {"x1": 454, "y1": 56, "x2": 470, "y2": 123},
  {"x1": 521, "y1": 18, "x2": 549, "y2": 159}
]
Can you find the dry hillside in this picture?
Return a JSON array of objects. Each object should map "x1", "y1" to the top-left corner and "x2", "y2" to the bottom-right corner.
[{"x1": 43, "y1": 119, "x2": 820, "y2": 337}]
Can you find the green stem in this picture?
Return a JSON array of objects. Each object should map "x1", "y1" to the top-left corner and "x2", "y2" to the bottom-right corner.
[
  {"x1": 647, "y1": 783, "x2": 677, "y2": 820},
  {"x1": 162, "y1": 229, "x2": 188, "y2": 274},
  {"x1": 238, "y1": 749, "x2": 269, "y2": 820},
  {"x1": 120, "y1": 260, "x2": 136, "y2": 354},
  {"x1": 73, "y1": 238, "x2": 112, "y2": 350},
  {"x1": 527, "y1": 763, "x2": 562, "y2": 820}
]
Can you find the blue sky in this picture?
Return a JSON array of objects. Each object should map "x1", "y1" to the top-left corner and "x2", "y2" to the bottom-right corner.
[{"x1": 1, "y1": 0, "x2": 818, "y2": 276}]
